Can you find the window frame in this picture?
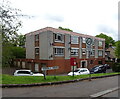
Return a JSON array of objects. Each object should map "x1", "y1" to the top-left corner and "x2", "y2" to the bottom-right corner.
[
  {"x1": 82, "y1": 48, "x2": 86, "y2": 55},
  {"x1": 98, "y1": 41, "x2": 103, "y2": 47},
  {"x1": 98, "y1": 50, "x2": 103, "y2": 56},
  {"x1": 71, "y1": 36, "x2": 79, "y2": 44},
  {"x1": 82, "y1": 37, "x2": 86, "y2": 43},
  {"x1": 91, "y1": 49, "x2": 95, "y2": 56},
  {"x1": 35, "y1": 34, "x2": 39, "y2": 41},
  {"x1": 54, "y1": 33, "x2": 64, "y2": 43},
  {"x1": 35, "y1": 48, "x2": 39, "y2": 55},
  {"x1": 54, "y1": 47, "x2": 64, "y2": 56},
  {"x1": 71, "y1": 48, "x2": 79, "y2": 56}
]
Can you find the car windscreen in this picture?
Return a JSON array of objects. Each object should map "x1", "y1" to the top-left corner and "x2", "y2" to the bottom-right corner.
[
  {"x1": 80, "y1": 70, "x2": 87, "y2": 72},
  {"x1": 17, "y1": 71, "x2": 31, "y2": 74},
  {"x1": 74, "y1": 70, "x2": 79, "y2": 72}
]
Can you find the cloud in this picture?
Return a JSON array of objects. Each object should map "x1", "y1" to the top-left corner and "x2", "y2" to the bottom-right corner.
[
  {"x1": 97, "y1": 25, "x2": 116, "y2": 34},
  {"x1": 97, "y1": 24, "x2": 118, "y2": 40},
  {"x1": 44, "y1": 14, "x2": 64, "y2": 23}
]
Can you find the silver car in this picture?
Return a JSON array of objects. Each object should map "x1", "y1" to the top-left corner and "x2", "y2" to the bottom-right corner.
[
  {"x1": 14, "y1": 70, "x2": 44, "y2": 76},
  {"x1": 68, "y1": 68, "x2": 90, "y2": 76}
]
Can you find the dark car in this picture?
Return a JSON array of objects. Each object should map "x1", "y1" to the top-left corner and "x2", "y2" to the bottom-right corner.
[
  {"x1": 104, "y1": 64, "x2": 111, "y2": 69},
  {"x1": 90, "y1": 65, "x2": 106, "y2": 74}
]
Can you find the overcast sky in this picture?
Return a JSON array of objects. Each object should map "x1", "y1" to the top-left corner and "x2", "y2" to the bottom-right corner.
[{"x1": 8, "y1": 0, "x2": 119, "y2": 41}]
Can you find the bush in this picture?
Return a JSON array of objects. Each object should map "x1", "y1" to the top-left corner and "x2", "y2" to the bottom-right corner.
[{"x1": 112, "y1": 63, "x2": 120, "y2": 72}]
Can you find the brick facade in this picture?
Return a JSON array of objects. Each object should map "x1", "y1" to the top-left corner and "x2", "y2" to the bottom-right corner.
[{"x1": 15, "y1": 27, "x2": 105, "y2": 75}]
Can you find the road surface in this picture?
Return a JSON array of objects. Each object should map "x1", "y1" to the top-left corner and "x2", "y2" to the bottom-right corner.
[{"x1": 2, "y1": 75, "x2": 119, "y2": 97}]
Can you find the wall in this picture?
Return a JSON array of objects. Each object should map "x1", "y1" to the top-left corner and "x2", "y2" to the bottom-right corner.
[{"x1": 26, "y1": 34, "x2": 35, "y2": 59}]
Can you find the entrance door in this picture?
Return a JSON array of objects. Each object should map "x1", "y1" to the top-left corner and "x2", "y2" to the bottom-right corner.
[{"x1": 81, "y1": 60, "x2": 87, "y2": 68}]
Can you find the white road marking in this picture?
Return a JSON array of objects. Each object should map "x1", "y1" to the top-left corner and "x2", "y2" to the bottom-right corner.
[{"x1": 90, "y1": 87, "x2": 119, "y2": 98}]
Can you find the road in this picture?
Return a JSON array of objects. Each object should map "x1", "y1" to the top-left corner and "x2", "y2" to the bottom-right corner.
[
  {"x1": 101, "y1": 89, "x2": 119, "y2": 97},
  {"x1": 2, "y1": 75, "x2": 119, "y2": 97}
]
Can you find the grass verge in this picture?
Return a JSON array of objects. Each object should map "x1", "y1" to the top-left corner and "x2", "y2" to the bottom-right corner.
[{"x1": 0, "y1": 72, "x2": 120, "y2": 84}]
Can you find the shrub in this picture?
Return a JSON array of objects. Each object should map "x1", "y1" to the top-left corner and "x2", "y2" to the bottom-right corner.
[{"x1": 112, "y1": 63, "x2": 120, "y2": 72}]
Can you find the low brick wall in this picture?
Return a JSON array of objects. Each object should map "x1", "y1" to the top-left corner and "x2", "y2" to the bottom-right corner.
[{"x1": 2, "y1": 67, "x2": 20, "y2": 75}]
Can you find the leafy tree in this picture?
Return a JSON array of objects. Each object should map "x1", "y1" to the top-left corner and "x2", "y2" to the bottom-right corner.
[
  {"x1": 96, "y1": 33, "x2": 115, "y2": 48},
  {"x1": 2, "y1": 43, "x2": 15, "y2": 67},
  {"x1": 2, "y1": 44, "x2": 26, "y2": 67},
  {"x1": 115, "y1": 40, "x2": 120, "y2": 58},
  {"x1": 0, "y1": 0, "x2": 23, "y2": 67},
  {"x1": 12, "y1": 34, "x2": 25, "y2": 47},
  {"x1": 0, "y1": 0, "x2": 22, "y2": 44},
  {"x1": 11, "y1": 47, "x2": 26, "y2": 58},
  {"x1": 58, "y1": 26, "x2": 73, "y2": 32}
]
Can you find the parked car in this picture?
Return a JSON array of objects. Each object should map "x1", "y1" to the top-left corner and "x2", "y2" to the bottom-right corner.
[
  {"x1": 68, "y1": 68, "x2": 90, "y2": 76},
  {"x1": 104, "y1": 64, "x2": 111, "y2": 69},
  {"x1": 90, "y1": 65, "x2": 106, "y2": 74},
  {"x1": 14, "y1": 70, "x2": 44, "y2": 76}
]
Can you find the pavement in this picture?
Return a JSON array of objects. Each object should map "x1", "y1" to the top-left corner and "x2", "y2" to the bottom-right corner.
[{"x1": 90, "y1": 87, "x2": 120, "y2": 98}]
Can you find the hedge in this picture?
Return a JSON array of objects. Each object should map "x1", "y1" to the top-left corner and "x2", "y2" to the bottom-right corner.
[{"x1": 112, "y1": 62, "x2": 120, "y2": 72}]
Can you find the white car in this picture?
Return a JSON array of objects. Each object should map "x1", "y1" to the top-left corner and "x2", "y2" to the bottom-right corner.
[
  {"x1": 68, "y1": 68, "x2": 90, "y2": 76},
  {"x1": 14, "y1": 70, "x2": 44, "y2": 76}
]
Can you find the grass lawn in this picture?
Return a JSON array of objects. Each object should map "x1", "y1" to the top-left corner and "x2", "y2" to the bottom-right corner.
[{"x1": 0, "y1": 72, "x2": 120, "y2": 84}]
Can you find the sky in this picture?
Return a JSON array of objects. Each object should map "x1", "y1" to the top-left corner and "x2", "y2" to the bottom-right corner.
[{"x1": 7, "y1": 0, "x2": 119, "y2": 41}]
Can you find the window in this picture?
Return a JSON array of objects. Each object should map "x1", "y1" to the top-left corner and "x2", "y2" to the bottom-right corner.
[
  {"x1": 71, "y1": 48, "x2": 79, "y2": 56},
  {"x1": 71, "y1": 36, "x2": 79, "y2": 44},
  {"x1": 82, "y1": 49, "x2": 86, "y2": 55},
  {"x1": 17, "y1": 71, "x2": 31, "y2": 74},
  {"x1": 54, "y1": 48, "x2": 64, "y2": 56},
  {"x1": 35, "y1": 48, "x2": 39, "y2": 54},
  {"x1": 98, "y1": 60, "x2": 103, "y2": 64},
  {"x1": 81, "y1": 61, "x2": 87, "y2": 68},
  {"x1": 98, "y1": 41, "x2": 103, "y2": 47},
  {"x1": 82, "y1": 37, "x2": 86, "y2": 43},
  {"x1": 54, "y1": 33, "x2": 64, "y2": 42},
  {"x1": 98, "y1": 50, "x2": 103, "y2": 56},
  {"x1": 92, "y1": 39, "x2": 95, "y2": 46},
  {"x1": 35, "y1": 34, "x2": 39, "y2": 41},
  {"x1": 90, "y1": 60, "x2": 93, "y2": 64},
  {"x1": 91, "y1": 50, "x2": 95, "y2": 56},
  {"x1": 35, "y1": 64, "x2": 39, "y2": 72}
]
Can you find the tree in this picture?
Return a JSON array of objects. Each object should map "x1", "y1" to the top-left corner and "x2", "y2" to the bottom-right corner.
[
  {"x1": 0, "y1": 0, "x2": 23, "y2": 67},
  {"x1": 11, "y1": 47, "x2": 26, "y2": 58},
  {"x1": 0, "y1": 0, "x2": 22, "y2": 44},
  {"x1": 58, "y1": 26, "x2": 73, "y2": 32},
  {"x1": 96, "y1": 33, "x2": 115, "y2": 48},
  {"x1": 115, "y1": 40, "x2": 120, "y2": 58},
  {"x1": 12, "y1": 34, "x2": 25, "y2": 47}
]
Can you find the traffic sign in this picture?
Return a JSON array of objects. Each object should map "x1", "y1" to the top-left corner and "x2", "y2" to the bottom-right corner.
[
  {"x1": 41, "y1": 66, "x2": 59, "y2": 71},
  {"x1": 86, "y1": 38, "x2": 93, "y2": 45}
]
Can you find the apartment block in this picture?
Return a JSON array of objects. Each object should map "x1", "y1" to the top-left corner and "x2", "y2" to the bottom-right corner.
[{"x1": 16, "y1": 27, "x2": 105, "y2": 74}]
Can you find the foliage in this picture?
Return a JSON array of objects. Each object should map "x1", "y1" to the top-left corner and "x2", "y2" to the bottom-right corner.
[
  {"x1": 96, "y1": 33, "x2": 115, "y2": 48},
  {"x1": 0, "y1": 1, "x2": 26, "y2": 67},
  {"x1": 2, "y1": 43, "x2": 14, "y2": 67},
  {"x1": 0, "y1": 0, "x2": 22, "y2": 43},
  {"x1": 12, "y1": 34, "x2": 25, "y2": 47},
  {"x1": 115, "y1": 41, "x2": 120, "y2": 58},
  {"x1": 2, "y1": 43, "x2": 25, "y2": 67},
  {"x1": 1, "y1": 72, "x2": 120, "y2": 84},
  {"x1": 58, "y1": 26, "x2": 73, "y2": 32},
  {"x1": 11, "y1": 47, "x2": 26, "y2": 58},
  {"x1": 112, "y1": 62, "x2": 120, "y2": 72}
]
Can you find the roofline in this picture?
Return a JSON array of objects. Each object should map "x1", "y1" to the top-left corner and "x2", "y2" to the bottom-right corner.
[{"x1": 25, "y1": 27, "x2": 105, "y2": 41}]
